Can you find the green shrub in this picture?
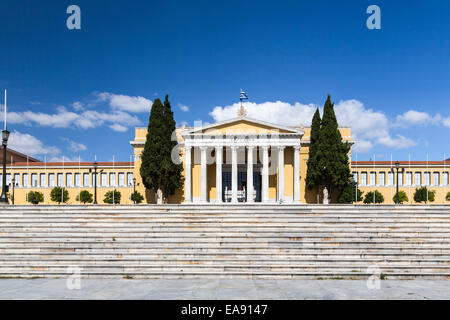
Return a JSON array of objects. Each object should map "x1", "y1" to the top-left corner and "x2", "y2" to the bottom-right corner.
[
  {"x1": 393, "y1": 191, "x2": 408, "y2": 204},
  {"x1": 337, "y1": 181, "x2": 363, "y2": 203},
  {"x1": 104, "y1": 190, "x2": 121, "y2": 204},
  {"x1": 130, "y1": 191, "x2": 144, "y2": 204},
  {"x1": 76, "y1": 190, "x2": 93, "y2": 204},
  {"x1": 446, "y1": 192, "x2": 450, "y2": 202},
  {"x1": 50, "y1": 187, "x2": 69, "y2": 204},
  {"x1": 413, "y1": 187, "x2": 435, "y2": 203},
  {"x1": 363, "y1": 190, "x2": 384, "y2": 204},
  {"x1": 27, "y1": 191, "x2": 44, "y2": 205}
]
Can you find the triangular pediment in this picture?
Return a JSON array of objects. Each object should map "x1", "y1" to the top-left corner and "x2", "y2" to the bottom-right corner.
[{"x1": 185, "y1": 117, "x2": 303, "y2": 135}]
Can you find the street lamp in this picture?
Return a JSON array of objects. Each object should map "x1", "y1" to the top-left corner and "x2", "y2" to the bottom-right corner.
[
  {"x1": 0, "y1": 129, "x2": 10, "y2": 203},
  {"x1": 90, "y1": 161, "x2": 103, "y2": 205},
  {"x1": 391, "y1": 161, "x2": 405, "y2": 204}
]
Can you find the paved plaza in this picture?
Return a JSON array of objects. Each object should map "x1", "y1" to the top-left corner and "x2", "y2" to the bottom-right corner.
[{"x1": 0, "y1": 279, "x2": 449, "y2": 300}]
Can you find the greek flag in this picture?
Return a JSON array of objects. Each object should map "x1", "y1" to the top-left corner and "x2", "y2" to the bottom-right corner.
[{"x1": 240, "y1": 89, "x2": 248, "y2": 100}]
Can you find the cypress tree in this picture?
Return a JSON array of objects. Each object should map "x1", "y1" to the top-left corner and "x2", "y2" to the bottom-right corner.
[
  {"x1": 160, "y1": 95, "x2": 183, "y2": 202},
  {"x1": 316, "y1": 95, "x2": 351, "y2": 202},
  {"x1": 140, "y1": 95, "x2": 183, "y2": 204},
  {"x1": 140, "y1": 98, "x2": 165, "y2": 202},
  {"x1": 305, "y1": 108, "x2": 322, "y2": 203}
]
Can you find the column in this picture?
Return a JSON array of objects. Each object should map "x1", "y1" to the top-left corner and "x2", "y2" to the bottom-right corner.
[
  {"x1": 278, "y1": 146, "x2": 285, "y2": 203},
  {"x1": 215, "y1": 146, "x2": 223, "y2": 203},
  {"x1": 231, "y1": 146, "x2": 238, "y2": 203},
  {"x1": 184, "y1": 146, "x2": 192, "y2": 203},
  {"x1": 247, "y1": 146, "x2": 254, "y2": 203},
  {"x1": 293, "y1": 145, "x2": 301, "y2": 203},
  {"x1": 200, "y1": 146, "x2": 207, "y2": 203},
  {"x1": 262, "y1": 146, "x2": 270, "y2": 203}
]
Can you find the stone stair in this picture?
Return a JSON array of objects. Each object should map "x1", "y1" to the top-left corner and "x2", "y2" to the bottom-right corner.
[{"x1": 0, "y1": 204, "x2": 449, "y2": 279}]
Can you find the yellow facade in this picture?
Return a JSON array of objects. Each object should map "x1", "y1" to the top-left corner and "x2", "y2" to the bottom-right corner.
[{"x1": 3, "y1": 118, "x2": 449, "y2": 205}]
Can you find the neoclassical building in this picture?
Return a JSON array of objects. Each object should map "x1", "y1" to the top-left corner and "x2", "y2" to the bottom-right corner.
[
  {"x1": 131, "y1": 109, "x2": 353, "y2": 204},
  {"x1": 2, "y1": 111, "x2": 449, "y2": 205}
]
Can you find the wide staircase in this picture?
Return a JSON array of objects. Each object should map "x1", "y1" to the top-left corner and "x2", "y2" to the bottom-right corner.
[{"x1": 0, "y1": 205, "x2": 449, "y2": 279}]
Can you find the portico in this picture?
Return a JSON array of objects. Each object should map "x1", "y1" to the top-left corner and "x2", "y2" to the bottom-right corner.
[{"x1": 181, "y1": 116, "x2": 304, "y2": 204}]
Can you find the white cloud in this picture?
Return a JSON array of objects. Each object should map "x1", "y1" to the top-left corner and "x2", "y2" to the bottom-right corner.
[
  {"x1": 62, "y1": 138, "x2": 87, "y2": 152},
  {"x1": 109, "y1": 124, "x2": 128, "y2": 132},
  {"x1": 210, "y1": 101, "x2": 317, "y2": 127},
  {"x1": 0, "y1": 108, "x2": 141, "y2": 131},
  {"x1": 97, "y1": 92, "x2": 152, "y2": 113},
  {"x1": 72, "y1": 101, "x2": 84, "y2": 111},
  {"x1": 48, "y1": 156, "x2": 83, "y2": 163},
  {"x1": 443, "y1": 117, "x2": 450, "y2": 128},
  {"x1": 395, "y1": 110, "x2": 441, "y2": 128},
  {"x1": 209, "y1": 99, "x2": 417, "y2": 153},
  {"x1": 8, "y1": 131, "x2": 60, "y2": 157},
  {"x1": 178, "y1": 103, "x2": 189, "y2": 112}
]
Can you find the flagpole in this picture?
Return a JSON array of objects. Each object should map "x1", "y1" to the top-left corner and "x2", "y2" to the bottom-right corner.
[
  {"x1": 390, "y1": 154, "x2": 393, "y2": 204},
  {"x1": 79, "y1": 155, "x2": 81, "y2": 205},
  {"x1": 26, "y1": 156, "x2": 29, "y2": 203},
  {"x1": 426, "y1": 153, "x2": 429, "y2": 204},
  {"x1": 409, "y1": 153, "x2": 411, "y2": 204},
  {"x1": 355, "y1": 153, "x2": 358, "y2": 204},
  {"x1": 112, "y1": 155, "x2": 115, "y2": 205},
  {"x1": 444, "y1": 153, "x2": 447, "y2": 203},
  {"x1": 373, "y1": 154, "x2": 375, "y2": 204},
  {"x1": 62, "y1": 156, "x2": 64, "y2": 204}
]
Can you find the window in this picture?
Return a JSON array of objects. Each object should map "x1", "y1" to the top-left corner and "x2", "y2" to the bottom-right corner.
[
  {"x1": 433, "y1": 172, "x2": 440, "y2": 186},
  {"x1": 443, "y1": 172, "x2": 449, "y2": 186},
  {"x1": 414, "y1": 172, "x2": 421, "y2": 186},
  {"x1": 109, "y1": 173, "x2": 116, "y2": 187},
  {"x1": 101, "y1": 173, "x2": 107, "y2": 187},
  {"x1": 48, "y1": 173, "x2": 55, "y2": 187},
  {"x1": 74, "y1": 173, "x2": 81, "y2": 187},
  {"x1": 0, "y1": 174, "x2": 2, "y2": 186},
  {"x1": 66, "y1": 173, "x2": 73, "y2": 187},
  {"x1": 22, "y1": 174, "x2": 28, "y2": 187},
  {"x1": 379, "y1": 172, "x2": 385, "y2": 186},
  {"x1": 424, "y1": 172, "x2": 430, "y2": 186},
  {"x1": 118, "y1": 173, "x2": 125, "y2": 186},
  {"x1": 398, "y1": 172, "x2": 403, "y2": 186},
  {"x1": 369, "y1": 172, "x2": 376, "y2": 186},
  {"x1": 7, "y1": 174, "x2": 12, "y2": 186},
  {"x1": 31, "y1": 173, "x2": 38, "y2": 187},
  {"x1": 360, "y1": 172, "x2": 367, "y2": 186},
  {"x1": 83, "y1": 173, "x2": 90, "y2": 187},
  {"x1": 40, "y1": 173, "x2": 46, "y2": 187},
  {"x1": 13, "y1": 174, "x2": 19, "y2": 187},
  {"x1": 127, "y1": 173, "x2": 133, "y2": 186},
  {"x1": 406, "y1": 172, "x2": 412, "y2": 186},
  {"x1": 57, "y1": 173, "x2": 64, "y2": 187},
  {"x1": 388, "y1": 172, "x2": 394, "y2": 186}
]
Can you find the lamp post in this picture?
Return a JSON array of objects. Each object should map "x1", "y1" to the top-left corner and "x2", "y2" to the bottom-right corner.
[
  {"x1": 391, "y1": 161, "x2": 405, "y2": 204},
  {"x1": 0, "y1": 129, "x2": 10, "y2": 203},
  {"x1": 133, "y1": 178, "x2": 136, "y2": 204}
]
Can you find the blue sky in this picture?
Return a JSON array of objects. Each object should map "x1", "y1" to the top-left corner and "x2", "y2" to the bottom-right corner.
[{"x1": 0, "y1": 0, "x2": 449, "y2": 162}]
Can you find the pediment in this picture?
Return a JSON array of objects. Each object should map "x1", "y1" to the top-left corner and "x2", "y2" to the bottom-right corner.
[{"x1": 185, "y1": 117, "x2": 303, "y2": 135}]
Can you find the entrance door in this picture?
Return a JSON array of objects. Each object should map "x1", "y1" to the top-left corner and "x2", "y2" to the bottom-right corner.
[{"x1": 222, "y1": 170, "x2": 262, "y2": 202}]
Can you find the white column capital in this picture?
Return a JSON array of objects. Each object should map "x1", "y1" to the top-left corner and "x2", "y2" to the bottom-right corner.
[
  {"x1": 278, "y1": 146, "x2": 286, "y2": 151},
  {"x1": 200, "y1": 146, "x2": 208, "y2": 152},
  {"x1": 294, "y1": 145, "x2": 301, "y2": 151},
  {"x1": 262, "y1": 145, "x2": 270, "y2": 151}
]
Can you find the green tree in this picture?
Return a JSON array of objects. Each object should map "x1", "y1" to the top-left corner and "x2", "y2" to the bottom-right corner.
[
  {"x1": 316, "y1": 95, "x2": 351, "y2": 202},
  {"x1": 337, "y1": 181, "x2": 363, "y2": 203},
  {"x1": 76, "y1": 190, "x2": 93, "y2": 204},
  {"x1": 27, "y1": 191, "x2": 44, "y2": 205},
  {"x1": 130, "y1": 191, "x2": 144, "y2": 204},
  {"x1": 140, "y1": 95, "x2": 183, "y2": 204},
  {"x1": 305, "y1": 108, "x2": 322, "y2": 203},
  {"x1": 446, "y1": 192, "x2": 450, "y2": 202},
  {"x1": 50, "y1": 187, "x2": 69, "y2": 204},
  {"x1": 413, "y1": 187, "x2": 435, "y2": 203},
  {"x1": 393, "y1": 191, "x2": 408, "y2": 204},
  {"x1": 363, "y1": 190, "x2": 384, "y2": 204},
  {"x1": 104, "y1": 190, "x2": 121, "y2": 204}
]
